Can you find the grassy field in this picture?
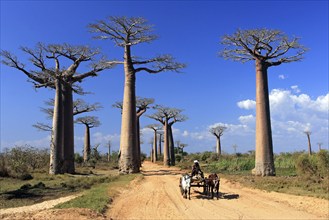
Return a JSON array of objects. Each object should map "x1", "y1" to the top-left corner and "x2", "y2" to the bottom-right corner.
[
  {"x1": 55, "y1": 174, "x2": 141, "y2": 213},
  {"x1": 0, "y1": 167, "x2": 120, "y2": 209}
]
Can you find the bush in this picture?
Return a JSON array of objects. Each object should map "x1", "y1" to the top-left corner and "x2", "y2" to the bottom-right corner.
[
  {"x1": 2, "y1": 145, "x2": 49, "y2": 177},
  {"x1": 175, "y1": 154, "x2": 182, "y2": 162},
  {"x1": 295, "y1": 154, "x2": 317, "y2": 177},
  {"x1": 316, "y1": 150, "x2": 329, "y2": 177},
  {"x1": 0, "y1": 154, "x2": 9, "y2": 177}
]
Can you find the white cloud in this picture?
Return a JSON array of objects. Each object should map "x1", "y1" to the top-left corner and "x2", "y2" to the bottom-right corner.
[
  {"x1": 291, "y1": 85, "x2": 301, "y2": 93},
  {"x1": 239, "y1": 114, "x2": 255, "y2": 124},
  {"x1": 278, "y1": 74, "x2": 286, "y2": 79},
  {"x1": 237, "y1": 99, "x2": 256, "y2": 110},
  {"x1": 182, "y1": 130, "x2": 189, "y2": 137}
]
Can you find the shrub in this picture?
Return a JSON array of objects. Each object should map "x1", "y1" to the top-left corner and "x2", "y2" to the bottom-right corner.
[
  {"x1": 0, "y1": 154, "x2": 9, "y2": 177},
  {"x1": 295, "y1": 154, "x2": 317, "y2": 177},
  {"x1": 175, "y1": 154, "x2": 182, "y2": 162},
  {"x1": 2, "y1": 145, "x2": 49, "y2": 177},
  {"x1": 316, "y1": 150, "x2": 329, "y2": 177}
]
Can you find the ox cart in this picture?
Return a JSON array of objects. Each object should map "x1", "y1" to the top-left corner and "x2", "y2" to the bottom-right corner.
[{"x1": 179, "y1": 173, "x2": 220, "y2": 200}]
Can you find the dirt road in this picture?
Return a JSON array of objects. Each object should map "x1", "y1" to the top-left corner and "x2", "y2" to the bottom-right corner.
[
  {"x1": 1, "y1": 161, "x2": 328, "y2": 219},
  {"x1": 107, "y1": 161, "x2": 328, "y2": 220}
]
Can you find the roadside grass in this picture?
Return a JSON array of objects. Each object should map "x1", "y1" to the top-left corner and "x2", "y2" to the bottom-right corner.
[
  {"x1": 0, "y1": 167, "x2": 119, "y2": 209},
  {"x1": 220, "y1": 171, "x2": 329, "y2": 200},
  {"x1": 55, "y1": 174, "x2": 141, "y2": 213}
]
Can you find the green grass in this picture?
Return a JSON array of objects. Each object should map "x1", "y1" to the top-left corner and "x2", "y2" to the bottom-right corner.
[
  {"x1": 0, "y1": 168, "x2": 119, "y2": 209},
  {"x1": 55, "y1": 174, "x2": 141, "y2": 213},
  {"x1": 220, "y1": 173, "x2": 329, "y2": 200}
]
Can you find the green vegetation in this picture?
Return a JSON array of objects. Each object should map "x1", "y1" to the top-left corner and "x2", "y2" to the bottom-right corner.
[
  {"x1": 55, "y1": 174, "x2": 140, "y2": 213},
  {"x1": 0, "y1": 145, "x2": 123, "y2": 209},
  {"x1": 176, "y1": 150, "x2": 329, "y2": 200}
]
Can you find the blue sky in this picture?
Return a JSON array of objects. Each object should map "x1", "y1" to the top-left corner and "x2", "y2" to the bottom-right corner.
[{"x1": 1, "y1": 0, "x2": 328, "y2": 155}]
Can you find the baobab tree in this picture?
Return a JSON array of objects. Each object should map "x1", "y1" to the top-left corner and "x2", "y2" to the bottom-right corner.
[
  {"x1": 158, "y1": 131, "x2": 164, "y2": 156},
  {"x1": 219, "y1": 29, "x2": 307, "y2": 176},
  {"x1": 113, "y1": 97, "x2": 154, "y2": 167},
  {"x1": 304, "y1": 130, "x2": 312, "y2": 155},
  {"x1": 75, "y1": 116, "x2": 101, "y2": 162},
  {"x1": 33, "y1": 98, "x2": 102, "y2": 132},
  {"x1": 90, "y1": 16, "x2": 185, "y2": 173},
  {"x1": 136, "y1": 97, "x2": 155, "y2": 166},
  {"x1": 148, "y1": 105, "x2": 186, "y2": 166},
  {"x1": 167, "y1": 111, "x2": 187, "y2": 166},
  {"x1": 1, "y1": 43, "x2": 112, "y2": 174},
  {"x1": 146, "y1": 124, "x2": 162, "y2": 162},
  {"x1": 209, "y1": 125, "x2": 227, "y2": 156}
]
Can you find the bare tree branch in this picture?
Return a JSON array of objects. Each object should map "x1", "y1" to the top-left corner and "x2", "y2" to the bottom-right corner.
[
  {"x1": 33, "y1": 122, "x2": 52, "y2": 132},
  {"x1": 219, "y1": 28, "x2": 307, "y2": 64},
  {"x1": 209, "y1": 125, "x2": 227, "y2": 138},
  {"x1": 75, "y1": 116, "x2": 101, "y2": 128}
]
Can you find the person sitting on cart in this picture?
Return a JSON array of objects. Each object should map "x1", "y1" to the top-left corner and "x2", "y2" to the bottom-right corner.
[{"x1": 191, "y1": 160, "x2": 204, "y2": 179}]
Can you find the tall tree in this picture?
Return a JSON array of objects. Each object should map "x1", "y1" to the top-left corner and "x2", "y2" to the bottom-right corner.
[
  {"x1": 209, "y1": 125, "x2": 227, "y2": 156},
  {"x1": 113, "y1": 97, "x2": 154, "y2": 167},
  {"x1": 167, "y1": 111, "x2": 187, "y2": 166},
  {"x1": 33, "y1": 98, "x2": 102, "y2": 131},
  {"x1": 75, "y1": 116, "x2": 101, "y2": 162},
  {"x1": 90, "y1": 16, "x2": 185, "y2": 173},
  {"x1": 136, "y1": 97, "x2": 154, "y2": 166},
  {"x1": 148, "y1": 105, "x2": 186, "y2": 166},
  {"x1": 304, "y1": 130, "x2": 312, "y2": 156},
  {"x1": 146, "y1": 124, "x2": 161, "y2": 162},
  {"x1": 1, "y1": 43, "x2": 112, "y2": 174},
  {"x1": 219, "y1": 29, "x2": 307, "y2": 176},
  {"x1": 158, "y1": 131, "x2": 164, "y2": 156}
]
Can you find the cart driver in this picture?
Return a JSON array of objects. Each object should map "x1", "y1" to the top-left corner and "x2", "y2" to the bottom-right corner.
[{"x1": 191, "y1": 160, "x2": 204, "y2": 179}]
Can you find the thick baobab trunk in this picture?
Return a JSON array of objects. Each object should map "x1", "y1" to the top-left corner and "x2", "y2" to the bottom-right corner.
[
  {"x1": 153, "y1": 130, "x2": 158, "y2": 162},
  {"x1": 307, "y1": 134, "x2": 312, "y2": 155},
  {"x1": 119, "y1": 45, "x2": 139, "y2": 174},
  {"x1": 253, "y1": 59, "x2": 275, "y2": 176},
  {"x1": 216, "y1": 137, "x2": 221, "y2": 156},
  {"x1": 83, "y1": 125, "x2": 91, "y2": 162},
  {"x1": 62, "y1": 83, "x2": 75, "y2": 174},
  {"x1": 163, "y1": 121, "x2": 170, "y2": 166},
  {"x1": 168, "y1": 125, "x2": 175, "y2": 166},
  {"x1": 49, "y1": 79, "x2": 64, "y2": 174}
]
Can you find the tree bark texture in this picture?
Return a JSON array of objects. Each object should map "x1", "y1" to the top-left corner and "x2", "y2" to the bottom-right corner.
[
  {"x1": 158, "y1": 133, "x2": 162, "y2": 156},
  {"x1": 61, "y1": 83, "x2": 75, "y2": 174},
  {"x1": 163, "y1": 121, "x2": 170, "y2": 166},
  {"x1": 119, "y1": 45, "x2": 139, "y2": 174},
  {"x1": 216, "y1": 137, "x2": 221, "y2": 156},
  {"x1": 168, "y1": 125, "x2": 175, "y2": 166},
  {"x1": 253, "y1": 59, "x2": 275, "y2": 176},
  {"x1": 307, "y1": 134, "x2": 312, "y2": 156},
  {"x1": 49, "y1": 79, "x2": 64, "y2": 174},
  {"x1": 153, "y1": 130, "x2": 158, "y2": 162},
  {"x1": 83, "y1": 125, "x2": 91, "y2": 162}
]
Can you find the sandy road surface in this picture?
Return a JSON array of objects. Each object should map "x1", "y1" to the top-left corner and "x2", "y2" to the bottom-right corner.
[{"x1": 107, "y1": 161, "x2": 328, "y2": 220}]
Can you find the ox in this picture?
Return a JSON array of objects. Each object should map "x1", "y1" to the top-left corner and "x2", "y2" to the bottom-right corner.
[
  {"x1": 179, "y1": 174, "x2": 191, "y2": 200},
  {"x1": 205, "y1": 173, "x2": 220, "y2": 199}
]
